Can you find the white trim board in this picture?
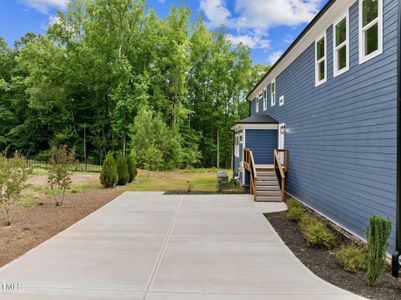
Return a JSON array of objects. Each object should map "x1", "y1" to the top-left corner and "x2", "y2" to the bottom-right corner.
[
  {"x1": 248, "y1": 0, "x2": 357, "y2": 101},
  {"x1": 231, "y1": 124, "x2": 279, "y2": 131}
]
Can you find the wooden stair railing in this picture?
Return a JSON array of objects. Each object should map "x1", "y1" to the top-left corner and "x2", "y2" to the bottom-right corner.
[
  {"x1": 244, "y1": 148, "x2": 257, "y2": 201},
  {"x1": 274, "y1": 149, "x2": 289, "y2": 201}
]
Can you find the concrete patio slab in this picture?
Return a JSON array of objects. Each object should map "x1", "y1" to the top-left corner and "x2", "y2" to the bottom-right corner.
[{"x1": 0, "y1": 192, "x2": 366, "y2": 300}]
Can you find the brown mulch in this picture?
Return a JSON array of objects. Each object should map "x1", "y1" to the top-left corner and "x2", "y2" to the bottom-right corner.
[
  {"x1": 0, "y1": 187, "x2": 125, "y2": 267},
  {"x1": 265, "y1": 211, "x2": 401, "y2": 300}
]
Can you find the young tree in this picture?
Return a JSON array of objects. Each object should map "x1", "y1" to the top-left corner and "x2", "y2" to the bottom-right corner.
[
  {"x1": 116, "y1": 154, "x2": 129, "y2": 185},
  {"x1": 126, "y1": 155, "x2": 137, "y2": 183},
  {"x1": 100, "y1": 153, "x2": 119, "y2": 188},
  {"x1": 48, "y1": 145, "x2": 75, "y2": 206},
  {"x1": 0, "y1": 152, "x2": 32, "y2": 225}
]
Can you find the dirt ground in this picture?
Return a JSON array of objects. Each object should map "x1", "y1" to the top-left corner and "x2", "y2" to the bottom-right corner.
[
  {"x1": 0, "y1": 171, "x2": 125, "y2": 267},
  {"x1": 265, "y1": 211, "x2": 401, "y2": 300}
]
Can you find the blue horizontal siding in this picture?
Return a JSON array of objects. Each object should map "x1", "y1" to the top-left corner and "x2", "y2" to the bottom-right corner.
[
  {"x1": 245, "y1": 129, "x2": 278, "y2": 164},
  {"x1": 250, "y1": 0, "x2": 398, "y2": 252}
]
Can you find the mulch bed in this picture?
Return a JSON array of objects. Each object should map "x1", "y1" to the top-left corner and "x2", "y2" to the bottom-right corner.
[
  {"x1": 0, "y1": 187, "x2": 125, "y2": 267},
  {"x1": 265, "y1": 211, "x2": 401, "y2": 300}
]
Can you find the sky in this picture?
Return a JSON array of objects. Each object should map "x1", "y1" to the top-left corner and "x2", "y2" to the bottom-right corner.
[{"x1": 0, "y1": 0, "x2": 328, "y2": 65}]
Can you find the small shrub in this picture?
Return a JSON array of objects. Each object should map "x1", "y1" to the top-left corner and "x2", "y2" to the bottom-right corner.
[
  {"x1": 48, "y1": 145, "x2": 75, "y2": 206},
  {"x1": 303, "y1": 221, "x2": 336, "y2": 248},
  {"x1": 299, "y1": 214, "x2": 319, "y2": 232},
  {"x1": 336, "y1": 245, "x2": 367, "y2": 273},
  {"x1": 287, "y1": 206, "x2": 305, "y2": 222},
  {"x1": 116, "y1": 155, "x2": 129, "y2": 186},
  {"x1": 365, "y1": 216, "x2": 392, "y2": 286},
  {"x1": 186, "y1": 181, "x2": 193, "y2": 192},
  {"x1": 126, "y1": 155, "x2": 137, "y2": 183},
  {"x1": 100, "y1": 153, "x2": 118, "y2": 188},
  {"x1": 286, "y1": 198, "x2": 302, "y2": 210}
]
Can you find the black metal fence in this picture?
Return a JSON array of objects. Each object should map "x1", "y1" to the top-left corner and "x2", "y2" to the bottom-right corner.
[{"x1": 24, "y1": 159, "x2": 102, "y2": 173}]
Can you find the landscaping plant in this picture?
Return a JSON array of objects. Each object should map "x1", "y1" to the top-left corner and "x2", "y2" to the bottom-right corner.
[
  {"x1": 303, "y1": 221, "x2": 336, "y2": 248},
  {"x1": 0, "y1": 152, "x2": 32, "y2": 225},
  {"x1": 299, "y1": 214, "x2": 319, "y2": 232},
  {"x1": 287, "y1": 206, "x2": 305, "y2": 222},
  {"x1": 286, "y1": 198, "x2": 302, "y2": 210},
  {"x1": 116, "y1": 154, "x2": 129, "y2": 185},
  {"x1": 126, "y1": 155, "x2": 137, "y2": 183},
  {"x1": 100, "y1": 153, "x2": 119, "y2": 188},
  {"x1": 48, "y1": 145, "x2": 75, "y2": 206},
  {"x1": 336, "y1": 245, "x2": 367, "y2": 273},
  {"x1": 365, "y1": 216, "x2": 392, "y2": 286}
]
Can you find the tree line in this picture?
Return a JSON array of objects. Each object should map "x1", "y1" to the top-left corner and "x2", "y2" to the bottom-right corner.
[{"x1": 0, "y1": 0, "x2": 268, "y2": 169}]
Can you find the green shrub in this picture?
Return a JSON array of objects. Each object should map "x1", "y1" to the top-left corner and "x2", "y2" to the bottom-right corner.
[
  {"x1": 116, "y1": 155, "x2": 129, "y2": 186},
  {"x1": 286, "y1": 198, "x2": 302, "y2": 210},
  {"x1": 303, "y1": 221, "x2": 336, "y2": 248},
  {"x1": 126, "y1": 155, "x2": 137, "y2": 183},
  {"x1": 287, "y1": 206, "x2": 305, "y2": 222},
  {"x1": 100, "y1": 153, "x2": 118, "y2": 188},
  {"x1": 336, "y1": 245, "x2": 367, "y2": 273},
  {"x1": 299, "y1": 214, "x2": 319, "y2": 232},
  {"x1": 365, "y1": 216, "x2": 392, "y2": 286}
]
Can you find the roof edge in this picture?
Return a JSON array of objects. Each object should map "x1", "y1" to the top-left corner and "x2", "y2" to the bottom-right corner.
[{"x1": 246, "y1": 0, "x2": 336, "y2": 101}]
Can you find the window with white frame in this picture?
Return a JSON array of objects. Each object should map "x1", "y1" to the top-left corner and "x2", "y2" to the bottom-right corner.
[
  {"x1": 263, "y1": 88, "x2": 267, "y2": 110},
  {"x1": 256, "y1": 94, "x2": 260, "y2": 113},
  {"x1": 333, "y1": 12, "x2": 349, "y2": 77},
  {"x1": 271, "y1": 80, "x2": 276, "y2": 106},
  {"x1": 359, "y1": 0, "x2": 383, "y2": 63},
  {"x1": 315, "y1": 34, "x2": 327, "y2": 86},
  {"x1": 234, "y1": 134, "x2": 243, "y2": 157}
]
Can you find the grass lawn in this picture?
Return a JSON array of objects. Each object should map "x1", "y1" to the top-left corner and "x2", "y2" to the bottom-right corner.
[{"x1": 128, "y1": 168, "x2": 240, "y2": 192}]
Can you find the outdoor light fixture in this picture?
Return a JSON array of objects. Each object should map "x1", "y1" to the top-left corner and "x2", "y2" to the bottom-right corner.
[{"x1": 280, "y1": 124, "x2": 287, "y2": 134}]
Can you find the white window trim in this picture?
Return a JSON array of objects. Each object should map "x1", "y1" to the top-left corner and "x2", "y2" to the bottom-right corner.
[
  {"x1": 315, "y1": 33, "x2": 327, "y2": 87},
  {"x1": 263, "y1": 88, "x2": 267, "y2": 111},
  {"x1": 333, "y1": 11, "x2": 350, "y2": 77},
  {"x1": 358, "y1": 0, "x2": 383, "y2": 64},
  {"x1": 256, "y1": 94, "x2": 260, "y2": 113},
  {"x1": 270, "y1": 80, "x2": 276, "y2": 106}
]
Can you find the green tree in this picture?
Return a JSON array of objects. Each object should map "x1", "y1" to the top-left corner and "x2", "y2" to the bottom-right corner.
[
  {"x1": 116, "y1": 154, "x2": 129, "y2": 185},
  {"x1": 100, "y1": 153, "x2": 118, "y2": 188},
  {"x1": 126, "y1": 155, "x2": 137, "y2": 183}
]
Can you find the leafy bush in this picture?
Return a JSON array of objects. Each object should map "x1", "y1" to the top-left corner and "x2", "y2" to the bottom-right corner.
[
  {"x1": 126, "y1": 155, "x2": 137, "y2": 183},
  {"x1": 299, "y1": 214, "x2": 319, "y2": 232},
  {"x1": 303, "y1": 221, "x2": 336, "y2": 248},
  {"x1": 116, "y1": 155, "x2": 129, "y2": 186},
  {"x1": 287, "y1": 206, "x2": 305, "y2": 222},
  {"x1": 139, "y1": 145, "x2": 164, "y2": 171},
  {"x1": 336, "y1": 245, "x2": 367, "y2": 273},
  {"x1": 365, "y1": 216, "x2": 392, "y2": 286},
  {"x1": 0, "y1": 152, "x2": 32, "y2": 225},
  {"x1": 100, "y1": 153, "x2": 118, "y2": 188},
  {"x1": 286, "y1": 198, "x2": 302, "y2": 210},
  {"x1": 48, "y1": 145, "x2": 75, "y2": 206}
]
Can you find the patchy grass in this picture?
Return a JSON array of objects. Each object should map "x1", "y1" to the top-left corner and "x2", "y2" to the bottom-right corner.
[
  {"x1": 32, "y1": 168, "x2": 48, "y2": 176},
  {"x1": 17, "y1": 195, "x2": 38, "y2": 208},
  {"x1": 128, "y1": 168, "x2": 239, "y2": 192}
]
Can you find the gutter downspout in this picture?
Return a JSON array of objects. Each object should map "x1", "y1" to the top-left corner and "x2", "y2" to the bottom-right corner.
[{"x1": 392, "y1": 0, "x2": 401, "y2": 279}]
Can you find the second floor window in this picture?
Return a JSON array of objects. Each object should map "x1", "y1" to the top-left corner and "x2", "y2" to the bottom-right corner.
[
  {"x1": 315, "y1": 34, "x2": 327, "y2": 86},
  {"x1": 333, "y1": 13, "x2": 349, "y2": 77},
  {"x1": 271, "y1": 80, "x2": 276, "y2": 106},
  {"x1": 359, "y1": 0, "x2": 383, "y2": 63},
  {"x1": 256, "y1": 94, "x2": 261, "y2": 113},
  {"x1": 263, "y1": 88, "x2": 267, "y2": 110}
]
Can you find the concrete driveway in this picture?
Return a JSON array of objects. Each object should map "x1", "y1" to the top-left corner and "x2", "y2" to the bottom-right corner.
[{"x1": 0, "y1": 192, "x2": 365, "y2": 299}]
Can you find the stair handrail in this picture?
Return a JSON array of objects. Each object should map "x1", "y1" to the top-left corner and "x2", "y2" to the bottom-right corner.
[
  {"x1": 244, "y1": 148, "x2": 257, "y2": 201},
  {"x1": 274, "y1": 149, "x2": 288, "y2": 201}
]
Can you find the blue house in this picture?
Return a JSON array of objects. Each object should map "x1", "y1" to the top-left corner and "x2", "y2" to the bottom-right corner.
[{"x1": 232, "y1": 0, "x2": 400, "y2": 277}]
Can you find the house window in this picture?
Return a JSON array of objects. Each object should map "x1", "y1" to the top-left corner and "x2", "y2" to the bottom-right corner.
[
  {"x1": 271, "y1": 80, "x2": 276, "y2": 106},
  {"x1": 256, "y1": 94, "x2": 260, "y2": 113},
  {"x1": 333, "y1": 12, "x2": 349, "y2": 77},
  {"x1": 359, "y1": 0, "x2": 383, "y2": 63},
  {"x1": 234, "y1": 134, "x2": 243, "y2": 157},
  {"x1": 263, "y1": 88, "x2": 267, "y2": 110},
  {"x1": 315, "y1": 33, "x2": 327, "y2": 86}
]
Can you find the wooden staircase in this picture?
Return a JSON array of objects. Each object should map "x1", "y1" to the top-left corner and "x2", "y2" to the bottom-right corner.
[
  {"x1": 255, "y1": 170, "x2": 282, "y2": 202},
  {"x1": 244, "y1": 148, "x2": 288, "y2": 202}
]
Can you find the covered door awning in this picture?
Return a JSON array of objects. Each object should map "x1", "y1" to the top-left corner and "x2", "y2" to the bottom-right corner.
[{"x1": 230, "y1": 115, "x2": 279, "y2": 132}]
